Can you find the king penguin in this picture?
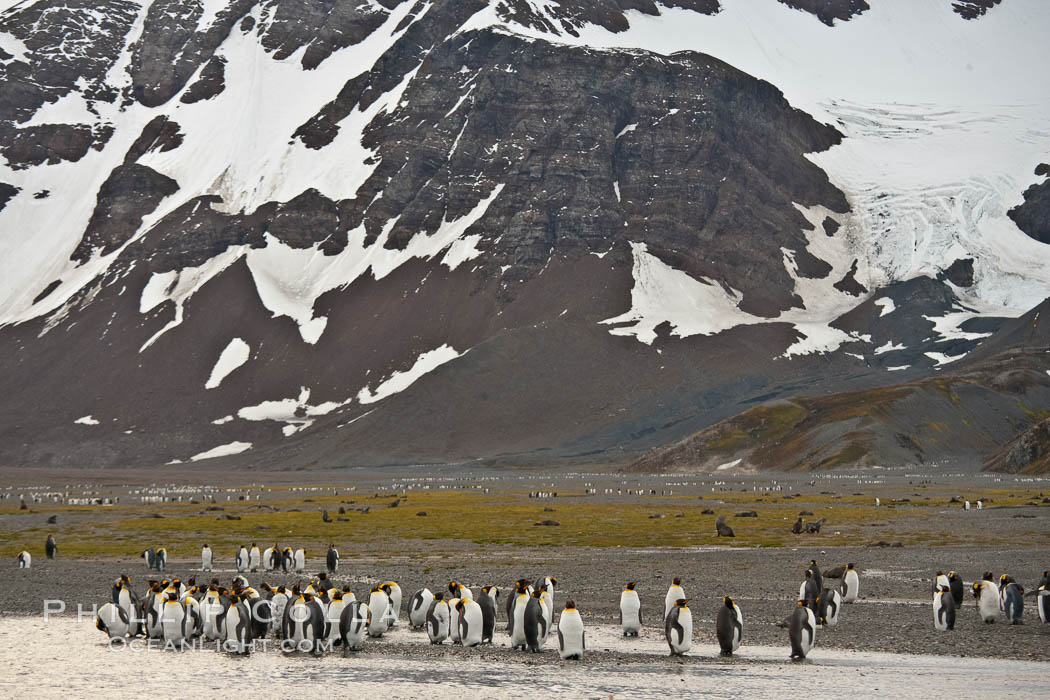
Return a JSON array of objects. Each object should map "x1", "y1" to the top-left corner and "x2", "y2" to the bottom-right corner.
[
  {"x1": 509, "y1": 583, "x2": 531, "y2": 650},
  {"x1": 1003, "y1": 582, "x2": 1024, "y2": 625},
  {"x1": 841, "y1": 563, "x2": 859, "y2": 603},
  {"x1": 788, "y1": 601, "x2": 817, "y2": 659},
  {"x1": 947, "y1": 571, "x2": 964, "y2": 607},
  {"x1": 558, "y1": 601, "x2": 585, "y2": 660},
  {"x1": 45, "y1": 534, "x2": 57, "y2": 560},
  {"x1": 294, "y1": 548, "x2": 306, "y2": 573},
  {"x1": 523, "y1": 590, "x2": 546, "y2": 652},
  {"x1": 933, "y1": 585, "x2": 956, "y2": 631},
  {"x1": 620, "y1": 581, "x2": 642, "y2": 637},
  {"x1": 972, "y1": 580, "x2": 999, "y2": 623},
  {"x1": 818, "y1": 587, "x2": 841, "y2": 627},
  {"x1": 716, "y1": 596, "x2": 743, "y2": 656},
  {"x1": 408, "y1": 587, "x2": 434, "y2": 630},
  {"x1": 664, "y1": 578, "x2": 685, "y2": 620},
  {"x1": 248, "y1": 543, "x2": 261, "y2": 572},
  {"x1": 96, "y1": 602, "x2": 130, "y2": 640},
  {"x1": 201, "y1": 544, "x2": 212, "y2": 572},
  {"x1": 665, "y1": 599, "x2": 692, "y2": 656},
  {"x1": 808, "y1": 560, "x2": 823, "y2": 593},
  {"x1": 326, "y1": 544, "x2": 339, "y2": 573},
  {"x1": 367, "y1": 586, "x2": 390, "y2": 637},
  {"x1": 236, "y1": 545, "x2": 249, "y2": 573},
  {"x1": 426, "y1": 593, "x2": 450, "y2": 644},
  {"x1": 339, "y1": 600, "x2": 369, "y2": 652},
  {"x1": 458, "y1": 598, "x2": 484, "y2": 647},
  {"x1": 382, "y1": 581, "x2": 402, "y2": 626},
  {"x1": 479, "y1": 586, "x2": 498, "y2": 643},
  {"x1": 17, "y1": 551, "x2": 30, "y2": 569},
  {"x1": 161, "y1": 592, "x2": 187, "y2": 644},
  {"x1": 1038, "y1": 570, "x2": 1049, "y2": 624}
]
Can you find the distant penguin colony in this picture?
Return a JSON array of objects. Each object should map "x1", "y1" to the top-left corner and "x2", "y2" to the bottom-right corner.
[{"x1": 81, "y1": 544, "x2": 1043, "y2": 662}]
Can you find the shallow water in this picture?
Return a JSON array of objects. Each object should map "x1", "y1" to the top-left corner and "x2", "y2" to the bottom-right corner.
[{"x1": 2, "y1": 617, "x2": 1047, "y2": 698}]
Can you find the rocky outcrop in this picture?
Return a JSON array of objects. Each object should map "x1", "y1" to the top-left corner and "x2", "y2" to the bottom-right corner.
[
  {"x1": 777, "y1": 0, "x2": 870, "y2": 26},
  {"x1": 984, "y1": 418, "x2": 1050, "y2": 474},
  {"x1": 952, "y1": 0, "x2": 1002, "y2": 20},
  {"x1": 1008, "y1": 164, "x2": 1050, "y2": 244}
]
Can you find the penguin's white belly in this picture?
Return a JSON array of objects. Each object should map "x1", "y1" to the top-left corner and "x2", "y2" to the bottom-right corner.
[
  {"x1": 448, "y1": 599, "x2": 462, "y2": 643},
  {"x1": 664, "y1": 589, "x2": 685, "y2": 619},
  {"x1": 294, "y1": 550, "x2": 305, "y2": 572}
]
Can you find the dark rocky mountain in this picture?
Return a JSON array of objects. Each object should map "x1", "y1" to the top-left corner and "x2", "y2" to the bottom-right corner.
[{"x1": 0, "y1": 0, "x2": 1046, "y2": 471}]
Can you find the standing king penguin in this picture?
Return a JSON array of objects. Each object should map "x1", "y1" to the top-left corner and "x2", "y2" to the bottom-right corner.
[
  {"x1": 716, "y1": 597, "x2": 743, "y2": 656},
  {"x1": 458, "y1": 598, "x2": 484, "y2": 647},
  {"x1": 1003, "y1": 582, "x2": 1024, "y2": 625},
  {"x1": 339, "y1": 600, "x2": 369, "y2": 652},
  {"x1": 408, "y1": 588, "x2": 434, "y2": 630},
  {"x1": 841, "y1": 563, "x2": 859, "y2": 603},
  {"x1": 201, "y1": 544, "x2": 212, "y2": 572},
  {"x1": 509, "y1": 583, "x2": 531, "y2": 650},
  {"x1": 558, "y1": 601, "x2": 585, "y2": 660},
  {"x1": 664, "y1": 578, "x2": 686, "y2": 619},
  {"x1": 326, "y1": 544, "x2": 339, "y2": 573},
  {"x1": 933, "y1": 585, "x2": 956, "y2": 631},
  {"x1": 426, "y1": 593, "x2": 450, "y2": 644},
  {"x1": 788, "y1": 601, "x2": 817, "y2": 659},
  {"x1": 479, "y1": 586, "x2": 498, "y2": 643},
  {"x1": 665, "y1": 599, "x2": 692, "y2": 656},
  {"x1": 972, "y1": 580, "x2": 999, "y2": 623},
  {"x1": 236, "y1": 546, "x2": 249, "y2": 573},
  {"x1": 45, "y1": 534, "x2": 57, "y2": 560},
  {"x1": 1038, "y1": 571, "x2": 1050, "y2": 624},
  {"x1": 248, "y1": 543, "x2": 261, "y2": 572},
  {"x1": 620, "y1": 581, "x2": 642, "y2": 637},
  {"x1": 17, "y1": 551, "x2": 30, "y2": 569}
]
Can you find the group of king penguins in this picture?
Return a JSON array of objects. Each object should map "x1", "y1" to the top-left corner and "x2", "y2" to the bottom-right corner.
[
  {"x1": 94, "y1": 565, "x2": 586, "y2": 659},
  {"x1": 199, "y1": 543, "x2": 309, "y2": 574},
  {"x1": 786, "y1": 560, "x2": 860, "y2": 660},
  {"x1": 933, "y1": 569, "x2": 1050, "y2": 630},
  {"x1": 616, "y1": 559, "x2": 859, "y2": 660}
]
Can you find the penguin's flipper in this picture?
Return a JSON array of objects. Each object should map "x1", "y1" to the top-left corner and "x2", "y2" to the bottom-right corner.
[{"x1": 557, "y1": 629, "x2": 564, "y2": 652}]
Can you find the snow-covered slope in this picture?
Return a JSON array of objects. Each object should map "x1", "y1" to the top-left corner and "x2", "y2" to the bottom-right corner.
[{"x1": 0, "y1": 0, "x2": 1047, "y2": 470}]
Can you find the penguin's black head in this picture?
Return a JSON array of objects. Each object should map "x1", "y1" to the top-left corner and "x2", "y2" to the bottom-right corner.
[
  {"x1": 455, "y1": 600, "x2": 465, "y2": 612},
  {"x1": 342, "y1": 585, "x2": 352, "y2": 593},
  {"x1": 935, "y1": 571, "x2": 944, "y2": 577},
  {"x1": 550, "y1": 577, "x2": 558, "y2": 586},
  {"x1": 448, "y1": 581, "x2": 459, "y2": 594},
  {"x1": 319, "y1": 572, "x2": 328, "y2": 581},
  {"x1": 121, "y1": 574, "x2": 131, "y2": 584},
  {"x1": 675, "y1": 599, "x2": 689, "y2": 608},
  {"x1": 809, "y1": 559, "x2": 817, "y2": 566},
  {"x1": 723, "y1": 596, "x2": 734, "y2": 607},
  {"x1": 625, "y1": 581, "x2": 637, "y2": 591},
  {"x1": 847, "y1": 563, "x2": 855, "y2": 570},
  {"x1": 203, "y1": 543, "x2": 208, "y2": 548},
  {"x1": 982, "y1": 572, "x2": 993, "y2": 581},
  {"x1": 948, "y1": 571, "x2": 958, "y2": 581},
  {"x1": 672, "y1": 577, "x2": 681, "y2": 586},
  {"x1": 333, "y1": 591, "x2": 343, "y2": 601},
  {"x1": 210, "y1": 578, "x2": 219, "y2": 586},
  {"x1": 564, "y1": 600, "x2": 576, "y2": 610},
  {"x1": 805, "y1": 569, "x2": 813, "y2": 579},
  {"x1": 434, "y1": 592, "x2": 444, "y2": 601}
]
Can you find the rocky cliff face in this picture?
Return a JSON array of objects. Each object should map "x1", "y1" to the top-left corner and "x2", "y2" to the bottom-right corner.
[{"x1": 0, "y1": 0, "x2": 1047, "y2": 470}]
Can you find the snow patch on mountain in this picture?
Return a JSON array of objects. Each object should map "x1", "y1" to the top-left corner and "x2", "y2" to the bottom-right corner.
[
  {"x1": 190, "y1": 441, "x2": 252, "y2": 461},
  {"x1": 601, "y1": 241, "x2": 762, "y2": 345},
  {"x1": 139, "y1": 245, "x2": 249, "y2": 351},
  {"x1": 924, "y1": 310, "x2": 994, "y2": 342},
  {"x1": 237, "y1": 386, "x2": 342, "y2": 436},
  {"x1": 204, "y1": 337, "x2": 250, "y2": 389},
  {"x1": 874, "y1": 298, "x2": 896, "y2": 316},
  {"x1": 357, "y1": 344, "x2": 464, "y2": 405},
  {"x1": 245, "y1": 184, "x2": 504, "y2": 344}
]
